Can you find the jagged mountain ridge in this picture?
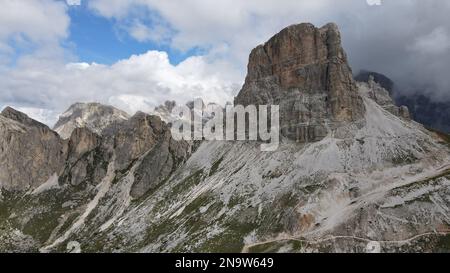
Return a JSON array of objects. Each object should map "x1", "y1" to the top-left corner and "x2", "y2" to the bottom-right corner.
[
  {"x1": 355, "y1": 70, "x2": 450, "y2": 134},
  {"x1": 1, "y1": 23, "x2": 450, "y2": 253}
]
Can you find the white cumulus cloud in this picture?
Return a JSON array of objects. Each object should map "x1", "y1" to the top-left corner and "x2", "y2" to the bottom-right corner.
[
  {"x1": 0, "y1": 51, "x2": 241, "y2": 125},
  {"x1": 0, "y1": 0, "x2": 69, "y2": 47}
]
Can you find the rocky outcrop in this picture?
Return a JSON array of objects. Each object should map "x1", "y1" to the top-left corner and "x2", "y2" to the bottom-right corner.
[
  {"x1": 103, "y1": 112, "x2": 169, "y2": 171},
  {"x1": 355, "y1": 70, "x2": 395, "y2": 94},
  {"x1": 130, "y1": 130, "x2": 190, "y2": 198},
  {"x1": 0, "y1": 107, "x2": 66, "y2": 191},
  {"x1": 66, "y1": 128, "x2": 101, "y2": 161},
  {"x1": 103, "y1": 112, "x2": 191, "y2": 198},
  {"x1": 235, "y1": 23, "x2": 365, "y2": 142},
  {"x1": 60, "y1": 127, "x2": 108, "y2": 186},
  {"x1": 53, "y1": 102, "x2": 129, "y2": 139},
  {"x1": 0, "y1": 105, "x2": 191, "y2": 198},
  {"x1": 358, "y1": 76, "x2": 410, "y2": 119}
]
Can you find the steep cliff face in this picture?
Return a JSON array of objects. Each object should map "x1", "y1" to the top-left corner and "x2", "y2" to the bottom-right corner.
[
  {"x1": 235, "y1": 23, "x2": 365, "y2": 142},
  {"x1": 60, "y1": 127, "x2": 108, "y2": 187},
  {"x1": 0, "y1": 105, "x2": 191, "y2": 198},
  {"x1": 0, "y1": 107, "x2": 66, "y2": 191},
  {"x1": 102, "y1": 112, "x2": 192, "y2": 198}
]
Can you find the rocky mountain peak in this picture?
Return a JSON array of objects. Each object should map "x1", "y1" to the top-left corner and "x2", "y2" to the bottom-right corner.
[
  {"x1": 235, "y1": 22, "x2": 365, "y2": 143},
  {"x1": 152, "y1": 101, "x2": 178, "y2": 123},
  {"x1": 357, "y1": 77, "x2": 410, "y2": 120},
  {"x1": 53, "y1": 102, "x2": 130, "y2": 139},
  {"x1": 1, "y1": 106, "x2": 51, "y2": 130}
]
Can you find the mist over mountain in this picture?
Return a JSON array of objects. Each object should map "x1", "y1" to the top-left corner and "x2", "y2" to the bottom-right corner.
[
  {"x1": 355, "y1": 70, "x2": 450, "y2": 134},
  {"x1": 396, "y1": 94, "x2": 450, "y2": 134}
]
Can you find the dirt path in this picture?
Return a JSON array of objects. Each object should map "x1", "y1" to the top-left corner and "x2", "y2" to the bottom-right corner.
[
  {"x1": 242, "y1": 163, "x2": 450, "y2": 253},
  {"x1": 242, "y1": 230, "x2": 450, "y2": 253}
]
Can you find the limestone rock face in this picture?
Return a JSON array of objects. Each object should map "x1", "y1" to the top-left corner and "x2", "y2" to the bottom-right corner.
[
  {"x1": 0, "y1": 107, "x2": 66, "y2": 191},
  {"x1": 67, "y1": 128, "x2": 101, "y2": 161},
  {"x1": 358, "y1": 76, "x2": 410, "y2": 120},
  {"x1": 130, "y1": 129, "x2": 190, "y2": 199},
  {"x1": 54, "y1": 102, "x2": 130, "y2": 139},
  {"x1": 103, "y1": 112, "x2": 167, "y2": 171},
  {"x1": 235, "y1": 23, "x2": 365, "y2": 142},
  {"x1": 59, "y1": 127, "x2": 108, "y2": 186},
  {"x1": 102, "y1": 112, "x2": 191, "y2": 198},
  {"x1": 0, "y1": 105, "x2": 191, "y2": 198}
]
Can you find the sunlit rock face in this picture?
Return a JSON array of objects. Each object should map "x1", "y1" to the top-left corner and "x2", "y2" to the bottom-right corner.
[
  {"x1": 0, "y1": 107, "x2": 66, "y2": 191},
  {"x1": 53, "y1": 102, "x2": 130, "y2": 139},
  {"x1": 235, "y1": 23, "x2": 365, "y2": 142}
]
